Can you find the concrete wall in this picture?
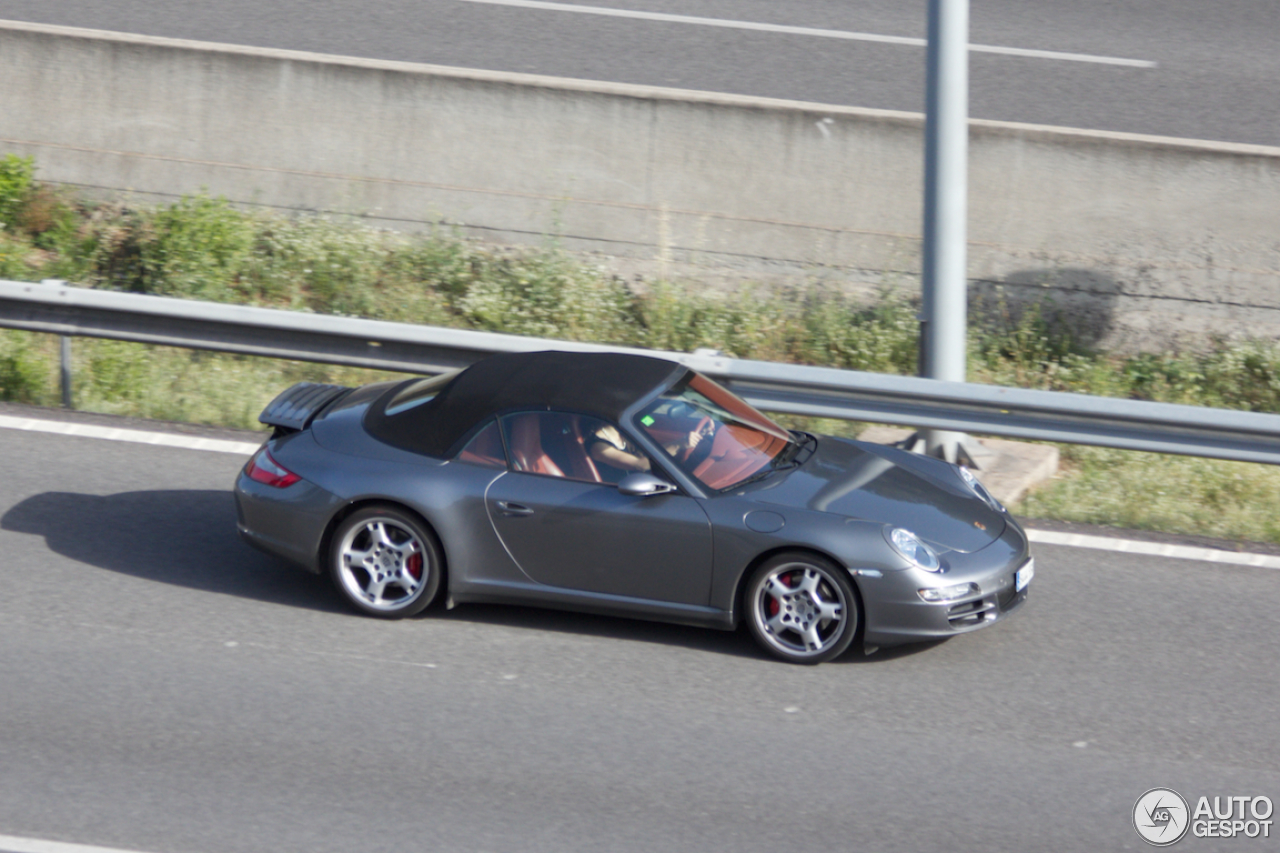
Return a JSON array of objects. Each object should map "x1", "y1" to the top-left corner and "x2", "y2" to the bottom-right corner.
[{"x1": 2, "y1": 19, "x2": 1278, "y2": 350}]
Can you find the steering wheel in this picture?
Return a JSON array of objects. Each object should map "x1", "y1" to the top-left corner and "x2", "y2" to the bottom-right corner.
[{"x1": 681, "y1": 416, "x2": 715, "y2": 463}]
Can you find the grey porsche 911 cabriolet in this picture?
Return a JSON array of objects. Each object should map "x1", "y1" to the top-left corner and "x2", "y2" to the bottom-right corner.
[{"x1": 234, "y1": 350, "x2": 1033, "y2": 663}]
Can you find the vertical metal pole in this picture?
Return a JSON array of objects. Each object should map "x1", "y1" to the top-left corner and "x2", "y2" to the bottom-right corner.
[
  {"x1": 59, "y1": 335, "x2": 73, "y2": 409},
  {"x1": 920, "y1": 0, "x2": 970, "y2": 461},
  {"x1": 41, "y1": 280, "x2": 74, "y2": 409}
]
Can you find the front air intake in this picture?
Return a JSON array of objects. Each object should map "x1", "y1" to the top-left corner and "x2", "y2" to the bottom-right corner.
[{"x1": 947, "y1": 598, "x2": 996, "y2": 628}]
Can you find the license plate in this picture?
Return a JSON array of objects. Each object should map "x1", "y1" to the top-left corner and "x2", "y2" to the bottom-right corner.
[{"x1": 1015, "y1": 559, "x2": 1035, "y2": 592}]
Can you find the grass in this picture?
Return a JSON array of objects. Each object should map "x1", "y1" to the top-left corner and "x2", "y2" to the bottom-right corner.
[
  {"x1": 3, "y1": 159, "x2": 1280, "y2": 544},
  {"x1": 1020, "y1": 445, "x2": 1280, "y2": 544},
  {"x1": 0, "y1": 332, "x2": 407, "y2": 430}
]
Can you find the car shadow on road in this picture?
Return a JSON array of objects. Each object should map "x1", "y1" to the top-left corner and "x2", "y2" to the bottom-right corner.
[
  {"x1": 436, "y1": 605, "x2": 947, "y2": 663},
  {"x1": 837, "y1": 639, "x2": 946, "y2": 664},
  {"x1": 434, "y1": 602, "x2": 773, "y2": 660},
  {"x1": 439, "y1": 603, "x2": 944, "y2": 663},
  {"x1": 1, "y1": 489, "x2": 346, "y2": 614}
]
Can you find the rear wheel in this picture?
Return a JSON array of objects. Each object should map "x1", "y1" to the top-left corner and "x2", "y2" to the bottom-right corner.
[
  {"x1": 744, "y1": 552, "x2": 859, "y2": 664},
  {"x1": 329, "y1": 505, "x2": 442, "y2": 618}
]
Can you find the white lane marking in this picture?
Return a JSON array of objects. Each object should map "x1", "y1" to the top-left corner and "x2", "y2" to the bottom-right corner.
[
  {"x1": 0, "y1": 833, "x2": 169, "y2": 853},
  {"x1": 1027, "y1": 529, "x2": 1280, "y2": 570},
  {"x1": 0, "y1": 414, "x2": 261, "y2": 456},
  {"x1": 453, "y1": 0, "x2": 1157, "y2": 68}
]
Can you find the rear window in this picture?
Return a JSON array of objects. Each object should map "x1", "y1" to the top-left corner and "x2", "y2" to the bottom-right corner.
[{"x1": 383, "y1": 371, "x2": 460, "y2": 416}]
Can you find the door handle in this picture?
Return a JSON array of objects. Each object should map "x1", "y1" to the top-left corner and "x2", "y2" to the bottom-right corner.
[{"x1": 496, "y1": 501, "x2": 534, "y2": 516}]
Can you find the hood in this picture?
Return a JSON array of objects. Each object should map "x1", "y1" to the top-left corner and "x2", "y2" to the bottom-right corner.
[{"x1": 750, "y1": 437, "x2": 1006, "y2": 553}]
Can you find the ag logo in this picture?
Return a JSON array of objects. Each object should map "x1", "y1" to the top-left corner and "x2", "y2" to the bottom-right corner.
[{"x1": 1134, "y1": 788, "x2": 1191, "y2": 846}]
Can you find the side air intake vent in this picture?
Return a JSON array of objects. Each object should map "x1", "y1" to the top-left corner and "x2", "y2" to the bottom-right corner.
[
  {"x1": 259, "y1": 382, "x2": 351, "y2": 431},
  {"x1": 947, "y1": 598, "x2": 996, "y2": 629}
]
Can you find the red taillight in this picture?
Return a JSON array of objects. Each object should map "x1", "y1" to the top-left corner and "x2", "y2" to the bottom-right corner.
[{"x1": 245, "y1": 448, "x2": 302, "y2": 488}]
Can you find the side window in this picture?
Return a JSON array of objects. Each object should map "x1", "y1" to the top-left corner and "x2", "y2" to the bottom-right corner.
[
  {"x1": 456, "y1": 420, "x2": 506, "y2": 468},
  {"x1": 580, "y1": 416, "x2": 657, "y2": 485},
  {"x1": 500, "y1": 412, "x2": 649, "y2": 485}
]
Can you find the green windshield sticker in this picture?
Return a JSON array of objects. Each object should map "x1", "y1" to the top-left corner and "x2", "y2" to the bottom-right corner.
[{"x1": 641, "y1": 415, "x2": 655, "y2": 426}]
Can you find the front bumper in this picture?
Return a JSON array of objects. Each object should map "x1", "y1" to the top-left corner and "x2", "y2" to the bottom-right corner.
[{"x1": 858, "y1": 524, "x2": 1033, "y2": 647}]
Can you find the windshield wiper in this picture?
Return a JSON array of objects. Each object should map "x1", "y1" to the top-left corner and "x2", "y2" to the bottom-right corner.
[
  {"x1": 791, "y1": 430, "x2": 818, "y2": 454},
  {"x1": 730, "y1": 467, "x2": 784, "y2": 490},
  {"x1": 775, "y1": 443, "x2": 801, "y2": 468},
  {"x1": 731, "y1": 454, "x2": 801, "y2": 491},
  {"x1": 776, "y1": 431, "x2": 815, "y2": 467}
]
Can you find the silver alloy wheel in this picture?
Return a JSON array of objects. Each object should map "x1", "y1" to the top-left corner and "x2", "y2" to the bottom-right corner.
[
  {"x1": 752, "y1": 561, "x2": 847, "y2": 659},
  {"x1": 336, "y1": 516, "x2": 428, "y2": 611}
]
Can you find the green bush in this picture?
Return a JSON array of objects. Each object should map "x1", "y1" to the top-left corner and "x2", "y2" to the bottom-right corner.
[
  {"x1": 801, "y1": 289, "x2": 919, "y2": 373},
  {"x1": 0, "y1": 154, "x2": 35, "y2": 230},
  {"x1": 0, "y1": 232, "x2": 37, "y2": 280},
  {"x1": 0, "y1": 330, "x2": 53, "y2": 403},
  {"x1": 459, "y1": 249, "x2": 639, "y2": 343},
  {"x1": 22, "y1": 185, "x2": 82, "y2": 257},
  {"x1": 136, "y1": 194, "x2": 256, "y2": 300}
]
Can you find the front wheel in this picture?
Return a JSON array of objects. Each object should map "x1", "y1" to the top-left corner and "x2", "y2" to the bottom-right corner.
[
  {"x1": 329, "y1": 505, "x2": 443, "y2": 618},
  {"x1": 744, "y1": 552, "x2": 859, "y2": 664}
]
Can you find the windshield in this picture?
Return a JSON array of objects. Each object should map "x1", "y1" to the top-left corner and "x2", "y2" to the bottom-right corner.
[{"x1": 633, "y1": 373, "x2": 795, "y2": 491}]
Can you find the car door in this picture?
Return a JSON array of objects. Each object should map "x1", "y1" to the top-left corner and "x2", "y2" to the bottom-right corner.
[{"x1": 485, "y1": 411, "x2": 714, "y2": 605}]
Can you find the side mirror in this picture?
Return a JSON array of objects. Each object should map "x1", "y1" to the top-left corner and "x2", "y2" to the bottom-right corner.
[{"x1": 617, "y1": 472, "x2": 677, "y2": 497}]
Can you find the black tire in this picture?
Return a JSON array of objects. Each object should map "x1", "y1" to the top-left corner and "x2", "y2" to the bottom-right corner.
[
  {"x1": 743, "y1": 551, "x2": 860, "y2": 664},
  {"x1": 328, "y1": 505, "x2": 443, "y2": 618}
]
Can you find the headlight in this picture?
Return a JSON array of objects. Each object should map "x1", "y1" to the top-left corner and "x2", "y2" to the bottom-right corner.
[
  {"x1": 918, "y1": 583, "x2": 979, "y2": 603},
  {"x1": 885, "y1": 527, "x2": 941, "y2": 572},
  {"x1": 958, "y1": 466, "x2": 1005, "y2": 513}
]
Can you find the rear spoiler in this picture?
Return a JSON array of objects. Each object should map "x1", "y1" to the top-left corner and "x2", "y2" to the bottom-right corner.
[{"x1": 259, "y1": 382, "x2": 352, "y2": 432}]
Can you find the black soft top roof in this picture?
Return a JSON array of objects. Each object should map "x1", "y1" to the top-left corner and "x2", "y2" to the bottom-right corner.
[{"x1": 365, "y1": 350, "x2": 685, "y2": 457}]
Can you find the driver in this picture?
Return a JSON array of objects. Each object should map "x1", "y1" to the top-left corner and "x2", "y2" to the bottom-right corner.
[{"x1": 588, "y1": 422, "x2": 704, "y2": 481}]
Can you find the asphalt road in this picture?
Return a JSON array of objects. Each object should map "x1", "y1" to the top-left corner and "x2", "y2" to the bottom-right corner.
[
  {"x1": 1, "y1": 422, "x2": 1278, "y2": 852},
  {"x1": 0, "y1": 0, "x2": 1276, "y2": 145}
]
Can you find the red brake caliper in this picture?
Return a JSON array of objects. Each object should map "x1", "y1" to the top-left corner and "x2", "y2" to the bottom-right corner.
[
  {"x1": 767, "y1": 572, "x2": 791, "y2": 616},
  {"x1": 406, "y1": 552, "x2": 423, "y2": 581}
]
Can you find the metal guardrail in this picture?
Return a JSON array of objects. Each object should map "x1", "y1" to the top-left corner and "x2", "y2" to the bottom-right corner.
[{"x1": 3, "y1": 277, "x2": 1280, "y2": 465}]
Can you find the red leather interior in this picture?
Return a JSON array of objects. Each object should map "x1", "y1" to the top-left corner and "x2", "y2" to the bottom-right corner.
[
  {"x1": 692, "y1": 425, "x2": 770, "y2": 489},
  {"x1": 504, "y1": 412, "x2": 615, "y2": 484},
  {"x1": 508, "y1": 414, "x2": 564, "y2": 478},
  {"x1": 457, "y1": 420, "x2": 505, "y2": 467},
  {"x1": 567, "y1": 416, "x2": 603, "y2": 483}
]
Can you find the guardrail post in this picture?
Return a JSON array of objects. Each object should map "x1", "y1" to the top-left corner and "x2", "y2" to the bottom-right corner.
[
  {"x1": 40, "y1": 280, "x2": 73, "y2": 408},
  {"x1": 59, "y1": 334, "x2": 73, "y2": 409}
]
